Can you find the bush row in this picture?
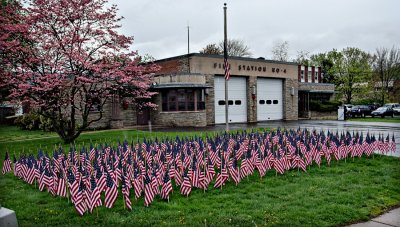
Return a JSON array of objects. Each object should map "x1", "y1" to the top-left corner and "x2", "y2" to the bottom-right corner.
[
  {"x1": 14, "y1": 112, "x2": 54, "y2": 131},
  {"x1": 310, "y1": 100, "x2": 342, "y2": 112}
]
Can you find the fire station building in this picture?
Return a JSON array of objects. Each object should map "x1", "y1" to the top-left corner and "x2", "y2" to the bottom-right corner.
[
  {"x1": 95, "y1": 53, "x2": 335, "y2": 129},
  {"x1": 147, "y1": 53, "x2": 335, "y2": 127}
]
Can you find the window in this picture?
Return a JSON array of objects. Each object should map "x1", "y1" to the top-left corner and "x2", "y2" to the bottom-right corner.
[
  {"x1": 259, "y1": 100, "x2": 265, "y2": 105},
  {"x1": 273, "y1": 100, "x2": 278, "y2": 104},
  {"x1": 308, "y1": 70, "x2": 312, "y2": 82},
  {"x1": 161, "y1": 89, "x2": 205, "y2": 112},
  {"x1": 89, "y1": 97, "x2": 102, "y2": 112},
  {"x1": 197, "y1": 90, "x2": 205, "y2": 110},
  {"x1": 218, "y1": 100, "x2": 225, "y2": 105},
  {"x1": 228, "y1": 100, "x2": 233, "y2": 105},
  {"x1": 266, "y1": 100, "x2": 272, "y2": 104},
  {"x1": 235, "y1": 100, "x2": 241, "y2": 105},
  {"x1": 168, "y1": 92, "x2": 177, "y2": 111},
  {"x1": 301, "y1": 70, "x2": 305, "y2": 82},
  {"x1": 314, "y1": 71, "x2": 318, "y2": 83}
]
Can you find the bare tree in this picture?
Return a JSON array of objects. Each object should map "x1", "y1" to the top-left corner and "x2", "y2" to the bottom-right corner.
[
  {"x1": 295, "y1": 50, "x2": 310, "y2": 65},
  {"x1": 199, "y1": 44, "x2": 222, "y2": 55},
  {"x1": 373, "y1": 46, "x2": 400, "y2": 104},
  {"x1": 199, "y1": 39, "x2": 252, "y2": 57},
  {"x1": 218, "y1": 39, "x2": 252, "y2": 57},
  {"x1": 272, "y1": 40, "x2": 289, "y2": 61}
]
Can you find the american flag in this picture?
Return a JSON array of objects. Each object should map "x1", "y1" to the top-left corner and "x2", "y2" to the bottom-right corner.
[
  {"x1": 214, "y1": 157, "x2": 229, "y2": 189},
  {"x1": 180, "y1": 170, "x2": 192, "y2": 196},
  {"x1": 105, "y1": 172, "x2": 118, "y2": 208},
  {"x1": 89, "y1": 175, "x2": 102, "y2": 213},
  {"x1": 132, "y1": 168, "x2": 143, "y2": 200},
  {"x1": 144, "y1": 174, "x2": 155, "y2": 207},
  {"x1": 228, "y1": 157, "x2": 240, "y2": 185},
  {"x1": 160, "y1": 170, "x2": 172, "y2": 200},
  {"x1": 56, "y1": 170, "x2": 67, "y2": 197},
  {"x1": 121, "y1": 173, "x2": 132, "y2": 211},
  {"x1": 224, "y1": 58, "x2": 230, "y2": 81},
  {"x1": 74, "y1": 180, "x2": 88, "y2": 216}
]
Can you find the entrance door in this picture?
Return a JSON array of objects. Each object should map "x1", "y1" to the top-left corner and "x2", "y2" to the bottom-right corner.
[{"x1": 137, "y1": 109, "x2": 150, "y2": 125}]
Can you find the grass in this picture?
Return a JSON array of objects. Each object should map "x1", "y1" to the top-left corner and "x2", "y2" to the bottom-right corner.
[
  {"x1": 348, "y1": 117, "x2": 400, "y2": 123},
  {"x1": 0, "y1": 126, "x2": 400, "y2": 226}
]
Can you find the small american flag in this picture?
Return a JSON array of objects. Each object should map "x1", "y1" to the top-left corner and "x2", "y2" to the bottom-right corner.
[
  {"x1": 144, "y1": 174, "x2": 155, "y2": 207},
  {"x1": 104, "y1": 173, "x2": 118, "y2": 208},
  {"x1": 121, "y1": 174, "x2": 132, "y2": 211},
  {"x1": 89, "y1": 175, "x2": 102, "y2": 213},
  {"x1": 160, "y1": 170, "x2": 172, "y2": 200},
  {"x1": 1, "y1": 152, "x2": 11, "y2": 174},
  {"x1": 56, "y1": 170, "x2": 67, "y2": 197},
  {"x1": 74, "y1": 181, "x2": 88, "y2": 216},
  {"x1": 180, "y1": 170, "x2": 192, "y2": 196}
]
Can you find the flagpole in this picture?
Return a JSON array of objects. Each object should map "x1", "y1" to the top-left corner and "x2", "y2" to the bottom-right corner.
[{"x1": 224, "y1": 3, "x2": 229, "y2": 132}]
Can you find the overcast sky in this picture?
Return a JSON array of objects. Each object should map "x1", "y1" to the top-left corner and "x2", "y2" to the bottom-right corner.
[{"x1": 109, "y1": 0, "x2": 399, "y2": 61}]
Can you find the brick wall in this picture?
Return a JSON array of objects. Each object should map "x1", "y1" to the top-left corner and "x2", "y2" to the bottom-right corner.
[
  {"x1": 205, "y1": 74, "x2": 215, "y2": 125},
  {"x1": 150, "y1": 92, "x2": 207, "y2": 127},
  {"x1": 248, "y1": 76, "x2": 257, "y2": 123},
  {"x1": 283, "y1": 78, "x2": 298, "y2": 120}
]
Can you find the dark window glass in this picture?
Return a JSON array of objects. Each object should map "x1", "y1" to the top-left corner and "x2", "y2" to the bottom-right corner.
[
  {"x1": 259, "y1": 100, "x2": 265, "y2": 105},
  {"x1": 161, "y1": 89, "x2": 204, "y2": 112},
  {"x1": 186, "y1": 90, "x2": 194, "y2": 111},
  {"x1": 235, "y1": 100, "x2": 241, "y2": 105},
  {"x1": 266, "y1": 100, "x2": 272, "y2": 104},
  {"x1": 197, "y1": 90, "x2": 205, "y2": 110},
  {"x1": 162, "y1": 91, "x2": 168, "y2": 111},
  {"x1": 273, "y1": 100, "x2": 278, "y2": 104},
  {"x1": 168, "y1": 93, "x2": 177, "y2": 111},
  {"x1": 228, "y1": 100, "x2": 233, "y2": 105},
  {"x1": 90, "y1": 97, "x2": 102, "y2": 112},
  {"x1": 218, "y1": 100, "x2": 225, "y2": 105},
  {"x1": 177, "y1": 91, "x2": 186, "y2": 111}
]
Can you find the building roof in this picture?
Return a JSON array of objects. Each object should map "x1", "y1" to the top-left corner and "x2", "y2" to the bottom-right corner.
[{"x1": 154, "y1": 53, "x2": 299, "y2": 66}]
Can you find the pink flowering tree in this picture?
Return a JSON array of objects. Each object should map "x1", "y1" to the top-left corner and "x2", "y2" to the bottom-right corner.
[{"x1": 2, "y1": 0, "x2": 160, "y2": 143}]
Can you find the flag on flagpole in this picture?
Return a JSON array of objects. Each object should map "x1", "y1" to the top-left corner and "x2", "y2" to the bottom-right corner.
[{"x1": 224, "y1": 58, "x2": 230, "y2": 81}]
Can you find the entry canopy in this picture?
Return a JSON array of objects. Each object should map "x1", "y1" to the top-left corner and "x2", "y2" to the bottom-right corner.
[{"x1": 151, "y1": 83, "x2": 212, "y2": 89}]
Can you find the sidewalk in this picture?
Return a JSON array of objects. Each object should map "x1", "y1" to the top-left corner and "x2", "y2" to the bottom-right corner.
[{"x1": 348, "y1": 207, "x2": 400, "y2": 227}]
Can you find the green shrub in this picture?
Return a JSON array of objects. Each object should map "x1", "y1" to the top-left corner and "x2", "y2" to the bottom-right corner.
[
  {"x1": 310, "y1": 100, "x2": 342, "y2": 112},
  {"x1": 14, "y1": 112, "x2": 54, "y2": 131}
]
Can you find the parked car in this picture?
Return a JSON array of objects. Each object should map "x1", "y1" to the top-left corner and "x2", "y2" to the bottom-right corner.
[
  {"x1": 383, "y1": 103, "x2": 400, "y2": 108},
  {"x1": 393, "y1": 106, "x2": 400, "y2": 115},
  {"x1": 371, "y1": 107, "x2": 394, "y2": 118},
  {"x1": 343, "y1": 104, "x2": 353, "y2": 112},
  {"x1": 368, "y1": 104, "x2": 379, "y2": 111},
  {"x1": 350, "y1": 105, "x2": 372, "y2": 118}
]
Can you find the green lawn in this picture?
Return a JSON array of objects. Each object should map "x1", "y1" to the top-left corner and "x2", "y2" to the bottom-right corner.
[
  {"x1": 0, "y1": 126, "x2": 399, "y2": 226},
  {"x1": 348, "y1": 117, "x2": 400, "y2": 123}
]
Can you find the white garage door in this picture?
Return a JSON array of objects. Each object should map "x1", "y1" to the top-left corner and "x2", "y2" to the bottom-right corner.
[
  {"x1": 214, "y1": 76, "x2": 247, "y2": 124},
  {"x1": 257, "y1": 78, "x2": 283, "y2": 121}
]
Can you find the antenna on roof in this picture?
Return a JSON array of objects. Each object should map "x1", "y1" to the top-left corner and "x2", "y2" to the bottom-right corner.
[
  {"x1": 187, "y1": 21, "x2": 190, "y2": 73},
  {"x1": 187, "y1": 21, "x2": 190, "y2": 55}
]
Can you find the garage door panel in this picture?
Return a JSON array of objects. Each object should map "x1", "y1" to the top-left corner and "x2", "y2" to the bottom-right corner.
[
  {"x1": 214, "y1": 76, "x2": 247, "y2": 124},
  {"x1": 257, "y1": 78, "x2": 283, "y2": 121}
]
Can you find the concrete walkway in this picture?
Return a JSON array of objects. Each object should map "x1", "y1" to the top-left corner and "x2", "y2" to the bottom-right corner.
[{"x1": 348, "y1": 207, "x2": 400, "y2": 227}]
